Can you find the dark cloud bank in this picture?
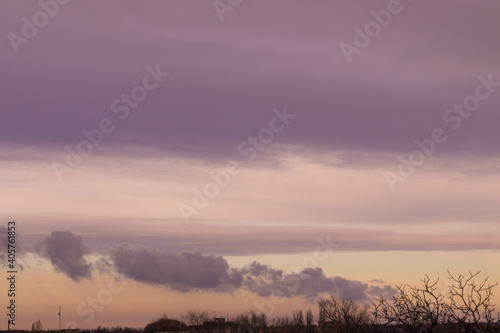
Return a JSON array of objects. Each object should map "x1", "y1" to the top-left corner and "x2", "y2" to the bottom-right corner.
[
  {"x1": 3, "y1": 1, "x2": 500, "y2": 159},
  {"x1": 35, "y1": 231, "x2": 395, "y2": 302}
]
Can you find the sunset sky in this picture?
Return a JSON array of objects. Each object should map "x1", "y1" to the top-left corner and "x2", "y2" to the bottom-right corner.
[{"x1": 1, "y1": 0, "x2": 500, "y2": 330}]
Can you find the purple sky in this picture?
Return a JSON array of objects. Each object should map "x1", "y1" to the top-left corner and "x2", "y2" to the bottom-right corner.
[
  {"x1": 2, "y1": 0, "x2": 500, "y2": 157},
  {"x1": 1, "y1": 0, "x2": 500, "y2": 329}
]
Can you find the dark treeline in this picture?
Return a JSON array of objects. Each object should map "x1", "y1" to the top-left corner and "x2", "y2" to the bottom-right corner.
[{"x1": 78, "y1": 271, "x2": 500, "y2": 333}]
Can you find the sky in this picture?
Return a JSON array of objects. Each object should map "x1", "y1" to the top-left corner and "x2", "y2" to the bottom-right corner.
[{"x1": 1, "y1": 0, "x2": 500, "y2": 330}]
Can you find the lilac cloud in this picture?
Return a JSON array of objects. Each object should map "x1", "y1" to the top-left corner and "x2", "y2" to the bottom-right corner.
[
  {"x1": 36, "y1": 231, "x2": 92, "y2": 281},
  {"x1": 110, "y1": 246, "x2": 242, "y2": 292},
  {"x1": 108, "y1": 247, "x2": 395, "y2": 301},
  {"x1": 239, "y1": 263, "x2": 391, "y2": 302}
]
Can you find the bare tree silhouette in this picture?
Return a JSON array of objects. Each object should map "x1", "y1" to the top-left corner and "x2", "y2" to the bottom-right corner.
[
  {"x1": 373, "y1": 275, "x2": 448, "y2": 333},
  {"x1": 182, "y1": 309, "x2": 218, "y2": 326},
  {"x1": 318, "y1": 295, "x2": 370, "y2": 333},
  {"x1": 447, "y1": 270, "x2": 500, "y2": 333},
  {"x1": 31, "y1": 319, "x2": 43, "y2": 331}
]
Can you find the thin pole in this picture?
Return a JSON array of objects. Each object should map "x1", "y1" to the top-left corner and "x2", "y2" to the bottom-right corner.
[{"x1": 59, "y1": 305, "x2": 61, "y2": 331}]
